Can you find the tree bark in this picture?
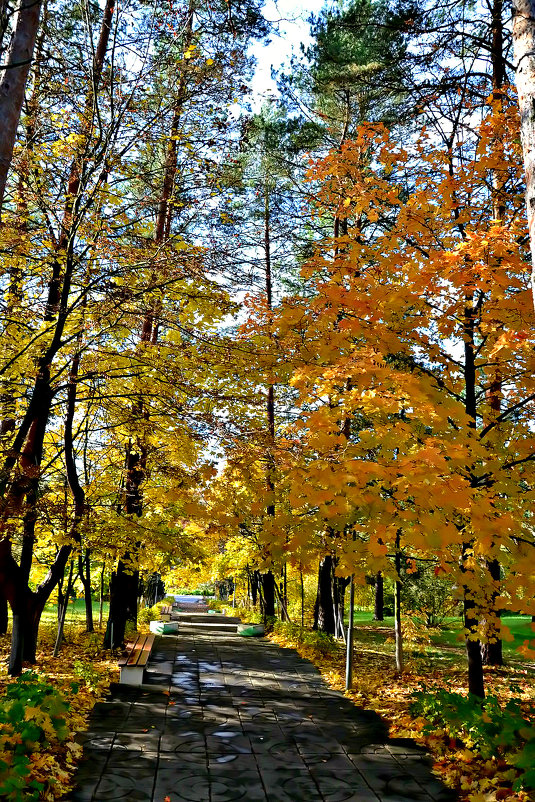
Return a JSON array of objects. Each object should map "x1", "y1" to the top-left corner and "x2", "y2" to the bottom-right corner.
[
  {"x1": 53, "y1": 560, "x2": 74, "y2": 657},
  {"x1": 313, "y1": 555, "x2": 336, "y2": 635},
  {"x1": 99, "y1": 563, "x2": 105, "y2": 628},
  {"x1": 79, "y1": 551, "x2": 93, "y2": 633},
  {"x1": 463, "y1": 294, "x2": 485, "y2": 698},
  {"x1": 512, "y1": 0, "x2": 535, "y2": 308},
  {"x1": 0, "y1": 0, "x2": 44, "y2": 214},
  {"x1": 394, "y1": 534, "x2": 403, "y2": 674},
  {"x1": 481, "y1": 557, "x2": 503, "y2": 666},
  {"x1": 333, "y1": 574, "x2": 349, "y2": 640},
  {"x1": 0, "y1": 591, "x2": 7, "y2": 634},
  {"x1": 261, "y1": 570, "x2": 276, "y2": 620},
  {"x1": 300, "y1": 570, "x2": 304, "y2": 627},
  {"x1": 104, "y1": 559, "x2": 139, "y2": 648},
  {"x1": 374, "y1": 572, "x2": 384, "y2": 620}
]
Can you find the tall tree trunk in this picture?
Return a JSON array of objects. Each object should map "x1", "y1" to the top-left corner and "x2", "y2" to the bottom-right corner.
[
  {"x1": 79, "y1": 550, "x2": 94, "y2": 633},
  {"x1": 0, "y1": 591, "x2": 7, "y2": 634},
  {"x1": 103, "y1": 0, "x2": 196, "y2": 650},
  {"x1": 0, "y1": 0, "x2": 10, "y2": 55},
  {"x1": 345, "y1": 574, "x2": 355, "y2": 690},
  {"x1": 333, "y1": 574, "x2": 349, "y2": 640},
  {"x1": 374, "y1": 572, "x2": 384, "y2": 620},
  {"x1": 0, "y1": 0, "x2": 44, "y2": 214},
  {"x1": 98, "y1": 563, "x2": 105, "y2": 628},
  {"x1": 53, "y1": 560, "x2": 74, "y2": 657},
  {"x1": 512, "y1": 0, "x2": 535, "y2": 308},
  {"x1": 481, "y1": 557, "x2": 503, "y2": 666},
  {"x1": 463, "y1": 293, "x2": 485, "y2": 698},
  {"x1": 394, "y1": 532, "x2": 403, "y2": 674},
  {"x1": 300, "y1": 570, "x2": 304, "y2": 627},
  {"x1": 261, "y1": 570, "x2": 276, "y2": 620},
  {"x1": 313, "y1": 556, "x2": 336, "y2": 635},
  {"x1": 104, "y1": 559, "x2": 139, "y2": 648},
  {"x1": 480, "y1": 0, "x2": 505, "y2": 670}
]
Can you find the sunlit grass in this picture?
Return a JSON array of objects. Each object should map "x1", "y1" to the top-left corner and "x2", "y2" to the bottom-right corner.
[{"x1": 348, "y1": 610, "x2": 535, "y2": 666}]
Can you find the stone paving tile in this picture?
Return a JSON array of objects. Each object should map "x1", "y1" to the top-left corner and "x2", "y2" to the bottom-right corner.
[
  {"x1": 153, "y1": 760, "x2": 210, "y2": 802},
  {"x1": 69, "y1": 628, "x2": 455, "y2": 802},
  {"x1": 257, "y1": 767, "x2": 323, "y2": 801},
  {"x1": 311, "y1": 767, "x2": 380, "y2": 800},
  {"x1": 93, "y1": 750, "x2": 157, "y2": 801},
  {"x1": 69, "y1": 752, "x2": 108, "y2": 801}
]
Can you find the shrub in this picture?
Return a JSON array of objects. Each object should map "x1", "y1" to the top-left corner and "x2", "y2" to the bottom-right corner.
[
  {"x1": 410, "y1": 688, "x2": 535, "y2": 791},
  {"x1": 273, "y1": 621, "x2": 338, "y2": 657},
  {"x1": 73, "y1": 660, "x2": 102, "y2": 692},
  {"x1": 401, "y1": 566, "x2": 458, "y2": 627},
  {"x1": 0, "y1": 671, "x2": 69, "y2": 801},
  {"x1": 138, "y1": 604, "x2": 160, "y2": 625}
]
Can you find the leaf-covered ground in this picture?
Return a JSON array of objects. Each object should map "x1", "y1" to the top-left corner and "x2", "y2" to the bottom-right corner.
[
  {"x1": 1, "y1": 612, "x2": 534, "y2": 801},
  {"x1": 0, "y1": 626, "x2": 118, "y2": 801},
  {"x1": 269, "y1": 623, "x2": 535, "y2": 802}
]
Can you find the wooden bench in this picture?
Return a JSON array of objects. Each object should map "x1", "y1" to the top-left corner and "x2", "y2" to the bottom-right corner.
[
  {"x1": 160, "y1": 605, "x2": 172, "y2": 622},
  {"x1": 118, "y1": 633, "x2": 155, "y2": 685}
]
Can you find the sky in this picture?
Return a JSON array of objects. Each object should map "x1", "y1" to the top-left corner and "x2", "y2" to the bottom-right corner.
[{"x1": 249, "y1": 0, "x2": 336, "y2": 108}]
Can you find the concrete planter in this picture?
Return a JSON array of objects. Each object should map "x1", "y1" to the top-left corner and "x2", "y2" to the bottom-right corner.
[
  {"x1": 150, "y1": 620, "x2": 178, "y2": 634},
  {"x1": 237, "y1": 622, "x2": 265, "y2": 637}
]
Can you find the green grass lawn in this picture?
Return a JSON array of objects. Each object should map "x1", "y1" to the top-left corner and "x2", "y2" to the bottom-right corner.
[
  {"x1": 42, "y1": 598, "x2": 109, "y2": 625},
  {"x1": 350, "y1": 609, "x2": 535, "y2": 662},
  {"x1": 3, "y1": 598, "x2": 110, "y2": 630}
]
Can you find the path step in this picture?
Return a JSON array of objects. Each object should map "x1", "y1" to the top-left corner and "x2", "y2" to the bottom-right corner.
[
  {"x1": 176, "y1": 613, "x2": 240, "y2": 625},
  {"x1": 177, "y1": 621, "x2": 238, "y2": 633}
]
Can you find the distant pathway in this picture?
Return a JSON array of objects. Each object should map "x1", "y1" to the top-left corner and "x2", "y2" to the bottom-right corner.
[{"x1": 70, "y1": 612, "x2": 455, "y2": 802}]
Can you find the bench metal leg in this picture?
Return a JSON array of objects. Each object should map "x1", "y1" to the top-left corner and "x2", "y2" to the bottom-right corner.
[{"x1": 120, "y1": 666, "x2": 145, "y2": 685}]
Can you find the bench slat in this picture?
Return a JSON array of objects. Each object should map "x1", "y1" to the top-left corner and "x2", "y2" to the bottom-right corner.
[
  {"x1": 118, "y1": 635, "x2": 142, "y2": 667},
  {"x1": 136, "y1": 634, "x2": 155, "y2": 667},
  {"x1": 118, "y1": 633, "x2": 155, "y2": 668},
  {"x1": 127, "y1": 640, "x2": 145, "y2": 666}
]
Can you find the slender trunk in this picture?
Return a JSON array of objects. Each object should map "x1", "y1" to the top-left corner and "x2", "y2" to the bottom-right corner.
[
  {"x1": 333, "y1": 574, "x2": 349, "y2": 640},
  {"x1": 374, "y1": 572, "x2": 384, "y2": 620},
  {"x1": 0, "y1": 0, "x2": 44, "y2": 214},
  {"x1": 300, "y1": 570, "x2": 304, "y2": 627},
  {"x1": 79, "y1": 550, "x2": 93, "y2": 632},
  {"x1": 251, "y1": 569, "x2": 258, "y2": 608},
  {"x1": 154, "y1": 0, "x2": 194, "y2": 242},
  {"x1": 313, "y1": 556, "x2": 335, "y2": 635},
  {"x1": 463, "y1": 294, "x2": 485, "y2": 698},
  {"x1": 104, "y1": 559, "x2": 138, "y2": 648},
  {"x1": 463, "y1": 563, "x2": 485, "y2": 697},
  {"x1": 394, "y1": 533, "x2": 403, "y2": 674},
  {"x1": 57, "y1": 565, "x2": 65, "y2": 624},
  {"x1": 275, "y1": 581, "x2": 291, "y2": 623},
  {"x1": 53, "y1": 560, "x2": 74, "y2": 657},
  {"x1": 283, "y1": 563, "x2": 287, "y2": 620},
  {"x1": 261, "y1": 570, "x2": 275, "y2": 621},
  {"x1": 99, "y1": 564, "x2": 105, "y2": 628},
  {"x1": 345, "y1": 574, "x2": 355, "y2": 690},
  {"x1": 481, "y1": 557, "x2": 503, "y2": 666},
  {"x1": 480, "y1": 0, "x2": 505, "y2": 670},
  {"x1": 262, "y1": 179, "x2": 278, "y2": 624},
  {"x1": 512, "y1": 0, "x2": 535, "y2": 308}
]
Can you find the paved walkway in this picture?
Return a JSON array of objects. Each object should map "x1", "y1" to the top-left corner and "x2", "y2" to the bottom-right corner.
[{"x1": 70, "y1": 623, "x2": 455, "y2": 802}]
